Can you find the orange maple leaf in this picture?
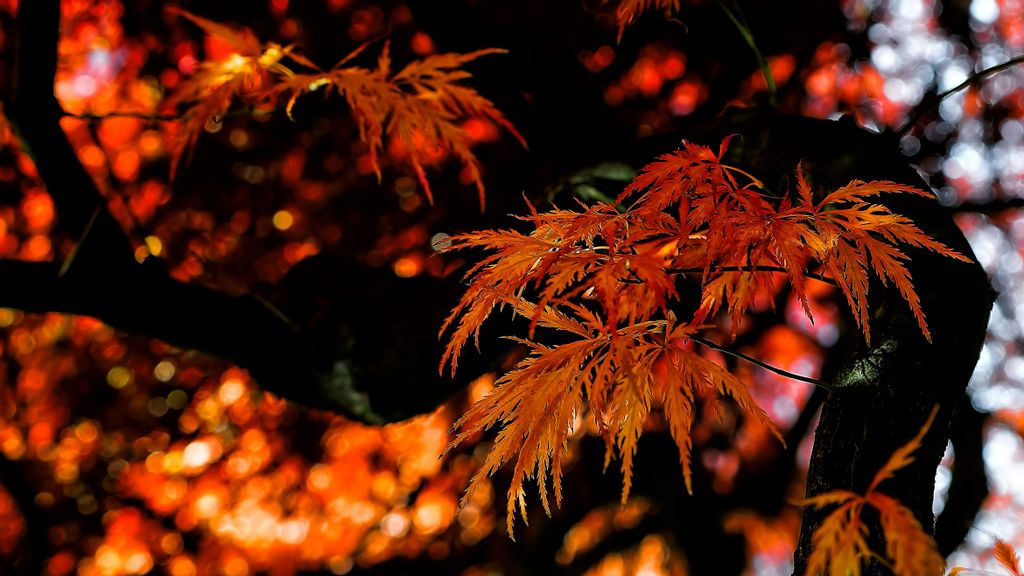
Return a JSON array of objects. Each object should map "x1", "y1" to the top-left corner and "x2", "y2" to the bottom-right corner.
[
  {"x1": 163, "y1": 11, "x2": 523, "y2": 207},
  {"x1": 948, "y1": 539, "x2": 1024, "y2": 576},
  {"x1": 804, "y1": 175, "x2": 972, "y2": 343},
  {"x1": 620, "y1": 142, "x2": 969, "y2": 343},
  {"x1": 163, "y1": 9, "x2": 310, "y2": 176},
  {"x1": 995, "y1": 541, "x2": 1024, "y2": 576},
  {"x1": 801, "y1": 407, "x2": 944, "y2": 576},
  {"x1": 280, "y1": 42, "x2": 525, "y2": 208}
]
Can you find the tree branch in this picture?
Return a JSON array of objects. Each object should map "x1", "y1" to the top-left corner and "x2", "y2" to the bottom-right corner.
[
  {"x1": 952, "y1": 197, "x2": 1024, "y2": 215},
  {"x1": 934, "y1": 398, "x2": 990, "y2": 556},
  {"x1": 706, "y1": 112, "x2": 993, "y2": 574},
  {"x1": 6, "y1": 0, "x2": 133, "y2": 273},
  {"x1": 897, "y1": 54, "x2": 1024, "y2": 137},
  {"x1": 0, "y1": 1, "x2": 463, "y2": 424}
]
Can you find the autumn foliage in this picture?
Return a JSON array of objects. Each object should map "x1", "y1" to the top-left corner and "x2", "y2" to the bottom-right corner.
[
  {"x1": 801, "y1": 407, "x2": 945, "y2": 576},
  {"x1": 164, "y1": 9, "x2": 524, "y2": 207},
  {"x1": 0, "y1": 0, "x2": 1009, "y2": 574},
  {"x1": 441, "y1": 138, "x2": 970, "y2": 535}
]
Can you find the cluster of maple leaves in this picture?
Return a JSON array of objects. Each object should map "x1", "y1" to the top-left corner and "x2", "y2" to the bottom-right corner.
[
  {"x1": 164, "y1": 9, "x2": 523, "y2": 207},
  {"x1": 439, "y1": 137, "x2": 974, "y2": 574}
]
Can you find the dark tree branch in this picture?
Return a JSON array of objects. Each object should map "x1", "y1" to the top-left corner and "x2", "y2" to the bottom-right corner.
[
  {"x1": 897, "y1": 54, "x2": 1024, "y2": 137},
  {"x1": 934, "y1": 398, "x2": 990, "y2": 556},
  {"x1": 0, "y1": 258, "x2": 333, "y2": 404},
  {"x1": 1, "y1": 0, "x2": 321, "y2": 409},
  {"x1": 952, "y1": 197, "x2": 1024, "y2": 215},
  {"x1": 0, "y1": 1, "x2": 461, "y2": 424},
  {"x1": 7, "y1": 0, "x2": 133, "y2": 272}
]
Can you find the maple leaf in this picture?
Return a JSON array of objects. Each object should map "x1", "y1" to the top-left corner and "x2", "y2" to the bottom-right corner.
[
  {"x1": 807, "y1": 178, "x2": 972, "y2": 343},
  {"x1": 996, "y1": 541, "x2": 1024, "y2": 576},
  {"x1": 804, "y1": 499, "x2": 871, "y2": 576},
  {"x1": 163, "y1": 11, "x2": 523, "y2": 207},
  {"x1": 801, "y1": 406, "x2": 944, "y2": 576},
  {"x1": 948, "y1": 539, "x2": 1024, "y2": 576},
  {"x1": 163, "y1": 9, "x2": 313, "y2": 176},
  {"x1": 614, "y1": 0, "x2": 682, "y2": 40},
  {"x1": 280, "y1": 43, "x2": 525, "y2": 208},
  {"x1": 622, "y1": 141, "x2": 968, "y2": 342}
]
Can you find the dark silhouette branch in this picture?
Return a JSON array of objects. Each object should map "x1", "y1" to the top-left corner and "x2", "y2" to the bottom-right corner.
[
  {"x1": 952, "y1": 197, "x2": 1024, "y2": 215},
  {"x1": 897, "y1": 54, "x2": 1024, "y2": 137},
  {"x1": 934, "y1": 398, "x2": 990, "y2": 556},
  {"x1": 0, "y1": 0, "x2": 457, "y2": 424},
  {"x1": 707, "y1": 112, "x2": 993, "y2": 575},
  {"x1": 8, "y1": 0, "x2": 133, "y2": 273}
]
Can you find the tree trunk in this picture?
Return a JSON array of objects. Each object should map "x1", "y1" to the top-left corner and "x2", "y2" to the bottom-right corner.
[{"x1": 716, "y1": 112, "x2": 993, "y2": 575}]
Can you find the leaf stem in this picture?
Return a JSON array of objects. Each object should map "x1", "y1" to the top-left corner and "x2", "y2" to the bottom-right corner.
[
  {"x1": 896, "y1": 54, "x2": 1024, "y2": 137},
  {"x1": 723, "y1": 164, "x2": 765, "y2": 188},
  {"x1": 668, "y1": 266, "x2": 839, "y2": 286},
  {"x1": 718, "y1": 1, "x2": 776, "y2": 106},
  {"x1": 691, "y1": 336, "x2": 832, "y2": 389}
]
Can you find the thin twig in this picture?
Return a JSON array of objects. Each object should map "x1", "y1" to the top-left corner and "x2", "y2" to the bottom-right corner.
[
  {"x1": 691, "y1": 335, "x2": 832, "y2": 389},
  {"x1": 62, "y1": 110, "x2": 180, "y2": 121},
  {"x1": 718, "y1": 0, "x2": 776, "y2": 106},
  {"x1": 896, "y1": 54, "x2": 1024, "y2": 137},
  {"x1": 59, "y1": 205, "x2": 100, "y2": 277},
  {"x1": 668, "y1": 266, "x2": 839, "y2": 286},
  {"x1": 62, "y1": 107, "x2": 275, "y2": 122}
]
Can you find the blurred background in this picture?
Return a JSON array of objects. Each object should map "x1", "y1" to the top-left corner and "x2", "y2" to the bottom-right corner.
[{"x1": 0, "y1": 0, "x2": 1022, "y2": 574}]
